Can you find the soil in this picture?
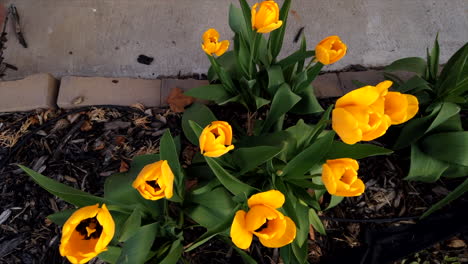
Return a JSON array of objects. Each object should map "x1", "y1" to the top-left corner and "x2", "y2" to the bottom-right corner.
[{"x1": 0, "y1": 102, "x2": 466, "y2": 264}]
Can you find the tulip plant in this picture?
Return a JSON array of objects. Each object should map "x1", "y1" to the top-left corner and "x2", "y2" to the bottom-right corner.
[
  {"x1": 383, "y1": 37, "x2": 468, "y2": 218},
  {"x1": 16, "y1": 0, "x2": 441, "y2": 263}
]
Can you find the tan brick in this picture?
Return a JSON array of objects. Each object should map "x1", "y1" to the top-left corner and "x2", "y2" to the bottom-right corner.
[
  {"x1": 57, "y1": 76, "x2": 161, "y2": 108},
  {"x1": 161, "y1": 79, "x2": 209, "y2": 106},
  {"x1": 0, "y1": 73, "x2": 58, "y2": 112},
  {"x1": 313, "y1": 73, "x2": 343, "y2": 98},
  {"x1": 338, "y1": 70, "x2": 385, "y2": 93}
]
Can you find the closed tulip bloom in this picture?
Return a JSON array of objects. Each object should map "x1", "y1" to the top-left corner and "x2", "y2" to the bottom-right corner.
[
  {"x1": 132, "y1": 160, "x2": 174, "y2": 200},
  {"x1": 384, "y1": 92, "x2": 419, "y2": 125},
  {"x1": 322, "y1": 158, "x2": 365, "y2": 197},
  {"x1": 231, "y1": 190, "x2": 296, "y2": 249},
  {"x1": 332, "y1": 81, "x2": 393, "y2": 145},
  {"x1": 201, "y1": 28, "x2": 229, "y2": 56},
  {"x1": 59, "y1": 204, "x2": 115, "y2": 264},
  {"x1": 199, "y1": 121, "x2": 234, "y2": 157},
  {"x1": 315, "y1": 36, "x2": 347, "y2": 65},
  {"x1": 251, "y1": 1, "x2": 283, "y2": 33}
]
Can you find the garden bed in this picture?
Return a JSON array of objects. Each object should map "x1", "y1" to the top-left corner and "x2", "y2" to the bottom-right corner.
[{"x1": 0, "y1": 102, "x2": 466, "y2": 264}]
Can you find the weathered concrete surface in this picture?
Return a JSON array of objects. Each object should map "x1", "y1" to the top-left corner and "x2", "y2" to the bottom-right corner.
[{"x1": 2, "y1": 0, "x2": 467, "y2": 80}]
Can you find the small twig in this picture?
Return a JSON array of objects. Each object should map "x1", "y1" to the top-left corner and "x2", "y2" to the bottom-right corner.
[
  {"x1": 8, "y1": 202, "x2": 29, "y2": 223},
  {"x1": 52, "y1": 119, "x2": 85, "y2": 160}
]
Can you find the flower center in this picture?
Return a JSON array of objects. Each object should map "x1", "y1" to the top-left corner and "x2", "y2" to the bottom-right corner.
[
  {"x1": 75, "y1": 217, "x2": 103, "y2": 240},
  {"x1": 255, "y1": 220, "x2": 269, "y2": 233},
  {"x1": 146, "y1": 180, "x2": 160, "y2": 190},
  {"x1": 209, "y1": 37, "x2": 217, "y2": 44}
]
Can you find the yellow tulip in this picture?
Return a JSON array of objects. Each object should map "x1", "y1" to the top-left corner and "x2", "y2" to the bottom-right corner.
[
  {"x1": 199, "y1": 121, "x2": 234, "y2": 157},
  {"x1": 251, "y1": 1, "x2": 283, "y2": 33},
  {"x1": 132, "y1": 160, "x2": 174, "y2": 200},
  {"x1": 321, "y1": 158, "x2": 365, "y2": 197},
  {"x1": 230, "y1": 190, "x2": 296, "y2": 249},
  {"x1": 201, "y1": 28, "x2": 229, "y2": 56},
  {"x1": 332, "y1": 81, "x2": 393, "y2": 145},
  {"x1": 384, "y1": 92, "x2": 419, "y2": 125},
  {"x1": 59, "y1": 204, "x2": 115, "y2": 264},
  {"x1": 315, "y1": 36, "x2": 347, "y2": 65}
]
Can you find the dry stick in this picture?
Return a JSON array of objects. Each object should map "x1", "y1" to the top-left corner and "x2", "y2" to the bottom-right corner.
[{"x1": 52, "y1": 119, "x2": 85, "y2": 160}]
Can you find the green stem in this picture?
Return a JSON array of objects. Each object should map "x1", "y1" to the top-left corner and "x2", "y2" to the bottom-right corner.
[
  {"x1": 249, "y1": 32, "x2": 262, "y2": 79},
  {"x1": 305, "y1": 56, "x2": 317, "y2": 69}
]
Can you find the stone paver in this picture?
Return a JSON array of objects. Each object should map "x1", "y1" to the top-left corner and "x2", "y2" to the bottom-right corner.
[
  {"x1": 161, "y1": 79, "x2": 209, "y2": 106},
  {"x1": 57, "y1": 76, "x2": 161, "y2": 108},
  {"x1": 0, "y1": 73, "x2": 58, "y2": 112},
  {"x1": 338, "y1": 70, "x2": 385, "y2": 93},
  {"x1": 313, "y1": 73, "x2": 343, "y2": 98}
]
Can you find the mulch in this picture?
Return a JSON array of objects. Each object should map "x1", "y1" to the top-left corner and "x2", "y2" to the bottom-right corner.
[{"x1": 0, "y1": 102, "x2": 466, "y2": 264}]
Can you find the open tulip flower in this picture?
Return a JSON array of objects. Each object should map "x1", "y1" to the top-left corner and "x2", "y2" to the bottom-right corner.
[
  {"x1": 132, "y1": 160, "x2": 174, "y2": 200},
  {"x1": 59, "y1": 204, "x2": 115, "y2": 264},
  {"x1": 384, "y1": 91, "x2": 419, "y2": 125},
  {"x1": 315, "y1": 36, "x2": 347, "y2": 65},
  {"x1": 201, "y1": 28, "x2": 229, "y2": 56},
  {"x1": 230, "y1": 190, "x2": 296, "y2": 249},
  {"x1": 332, "y1": 80, "x2": 393, "y2": 145},
  {"x1": 321, "y1": 158, "x2": 365, "y2": 197},
  {"x1": 199, "y1": 121, "x2": 234, "y2": 157},
  {"x1": 251, "y1": 1, "x2": 283, "y2": 33}
]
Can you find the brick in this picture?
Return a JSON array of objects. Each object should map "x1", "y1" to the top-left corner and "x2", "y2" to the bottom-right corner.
[
  {"x1": 0, "y1": 73, "x2": 58, "y2": 112},
  {"x1": 161, "y1": 79, "x2": 209, "y2": 106},
  {"x1": 57, "y1": 76, "x2": 161, "y2": 108},
  {"x1": 338, "y1": 70, "x2": 385, "y2": 93},
  {"x1": 313, "y1": 73, "x2": 343, "y2": 98}
]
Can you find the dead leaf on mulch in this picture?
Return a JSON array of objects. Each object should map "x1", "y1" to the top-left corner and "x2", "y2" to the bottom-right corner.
[
  {"x1": 166, "y1": 87, "x2": 195, "y2": 112},
  {"x1": 309, "y1": 224, "x2": 316, "y2": 240},
  {"x1": 80, "y1": 120, "x2": 93, "y2": 131},
  {"x1": 119, "y1": 160, "x2": 129, "y2": 172},
  {"x1": 447, "y1": 239, "x2": 466, "y2": 248},
  {"x1": 131, "y1": 103, "x2": 146, "y2": 111},
  {"x1": 114, "y1": 136, "x2": 126, "y2": 146}
]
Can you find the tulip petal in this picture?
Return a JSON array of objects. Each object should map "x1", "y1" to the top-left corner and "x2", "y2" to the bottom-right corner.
[
  {"x1": 203, "y1": 144, "x2": 234, "y2": 157},
  {"x1": 254, "y1": 217, "x2": 287, "y2": 240},
  {"x1": 215, "y1": 40, "x2": 229, "y2": 56},
  {"x1": 231, "y1": 210, "x2": 253, "y2": 249},
  {"x1": 245, "y1": 205, "x2": 280, "y2": 231},
  {"x1": 257, "y1": 21, "x2": 283, "y2": 34},
  {"x1": 247, "y1": 190, "x2": 285, "y2": 209},
  {"x1": 332, "y1": 108, "x2": 362, "y2": 145},
  {"x1": 95, "y1": 204, "x2": 115, "y2": 252},
  {"x1": 259, "y1": 216, "x2": 296, "y2": 248},
  {"x1": 161, "y1": 160, "x2": 174, "y2": 199},
  {"x1": 322, "y1": 164, "x2": 337, "y2": 195},
  {"x1": 335, "y1": 178, "x2": 365, "y2": 197},
  {"x1": 202, "y1": 28, "x2": 219, "y2": 42},
  {"x1": 405, "y1": 94, "x2": 419, "y2": 122},
  {"x1": 336, "y1": 85, "x2": 382, "y2": 108},
  {"x1": 315, "y1": 45, "x2": 330, "y2": 65}
]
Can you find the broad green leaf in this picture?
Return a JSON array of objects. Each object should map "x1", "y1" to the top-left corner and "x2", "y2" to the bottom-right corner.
[
  {"x1": 184, "y1": 84, "x2": 230, "y2": 103},
  {"x1": 229, "y1": 4, "x2": 249, "y2": 41},
  {"x1": 277, "y1": 50, "x2": 315, "y2": 69},
  {"x1": 325, "y1": 195, "x2": 344, "y2": 210},
  {"x1": 421, "y1": 177, "x2": 468, "y2": 219},
  {"x1": 297, "y1": 35, "x2": 307, "y2": 72},
  {"x1": 119, "y1": 209, "x2": 142, "y2": 242},
  {"x1": 385, "y1": 57, "x2": 427, "y2": 77},
  {"x1": 182, "y1": 103, "x2": 217, "y2": 145},
  {"x1": 267, "y1": 65, "x2": 285, "y2": 95},
  {"x1": 159, "y1": 240, "x2": 183, "y2": 264},
  {"x1": 396, "y1": 75, "x2": 432, "y2": 94},
  {"x1": 205, "y1": 157, "x2": 257, "y2": 197},
  {"x1": 238, "y1": 0, "x2": 253, "y2": 37},
  {"x1": 442, "y1": 164, "x2": 468, "y2": 179},
  {"x1": 287, "y1": 183, "x2": 322, "y2": 210},
  {"x1": 233, "y1": 146, "x2": 283, "y2": 174},
  {"x1": 438, "y1": 42, "x2": 468, "y2": 85},
  {"x1": 207, "y1": 51, "x2": 238, "y2": 81},
  {"x1": 326, "y1": 142, "x2": 393, "y2": 160},
  {"x1": 19, "y1": 165, "x2": 108, "y2": 207},
  {"x1": 282, "y1": 132, "x2": 334, "y2": 179},
  {"x1": 290, "y1": 84, "x2": 323, "y2": 114},
  {"x1": 160, "y1": 130, "x2": 183, "y2": 201},
  {"x1": 208, "y1": 55, "x2": 237, "y2": 94},
  {"x1": 292, "y1": 239, "x2": 308, "y2": 264},
  {"x1": 185, "y1": 204, "x2": 225, "y2": 228},
  {"x1": 189, "y1": 187, "x2": 236, "y2": 221},
  {"x1": 405, "y1": 143, "x2": 449, "y2": 182},
  {"x1": 253, "y1": 95, "x2": 270, "y2": 109},
  {"x1": 436, "y1": 42, "x2": 468, "y2": 97},
  {"x1": 47, "y1": 209, "x2": 76, "y2": 226},
  {"x1": 420, "y1": 131, "x2": 468, "y2": 166},
  {"x1": 116, "y1": 223, "x2": 158, "y2": 264},
  {"x1": 261, "y1": 83, "x2": 301, "y2": 133},
  {"x1": 268, "y1": 0, "x2": 292, "y2": 59},
  {"x1": 232, "y1": 245, "x2": 258, "y2": 264},
  {"x1": 426, "y1": 102, "x2": 460, "y2": 133},
  {"x1": 99, "y1": 246, "x2": 122, "y2": 264},
  {"x1": 294, "y1": 202, "x2": 310, "y2": 247},
  {"x1": 309, "y1": 208, "x2": 326, "y2": 235},
  {"x1": 427, "y1": 34, "x2": 440, "y2": 82}
]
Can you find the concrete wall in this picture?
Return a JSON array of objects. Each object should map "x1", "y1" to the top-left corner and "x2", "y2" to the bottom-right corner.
[{"x1": 2, "y1": 0, "x2": 467, "y2": 80}]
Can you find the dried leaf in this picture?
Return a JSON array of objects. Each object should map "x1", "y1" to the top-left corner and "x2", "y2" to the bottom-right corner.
[
  {"x1": 119, "y1": 161, "x2": 129, "y2": 172},
  {"x1": 447, "y1": 239, "x2": 466, "y2": 248},
  {"x1": 309, "y1": 224, "x2": 316, "y2": 240},
  {"x1": 72, "y1": 96, "x2": 84, "y2": 105},
  {"x1": 93, "y1": 142, "x2": 105, "y2": 151},
  {"x1": 115, "y1": 136, "x2": 126, "y2": 146},
  {"x1": 64, "y1": 176, "x2": 77, "y2": 183},
  {"x1": 131, "y1": 103, "x2": 146, "y2": 111},
  {"x1": 80, "y1": 120, "x2": 93, "y2": 131},
  {"x1": 166, "y1": 87, "x2": 195, "y2": 112}
]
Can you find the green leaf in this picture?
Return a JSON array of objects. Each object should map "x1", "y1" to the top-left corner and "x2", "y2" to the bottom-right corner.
[
  {"x1": 282, "y1": 132, "x2": 334, "y2": 179},
  {"x1": 119, "y1": 209, "x2": 142, "y2": 242},
  {"x1": 261, "y1": 83, "x2": 301, "y2": 133},
  {"x1": 385, "y1": 57, "x2": 427, "y2": 77},
  {"x1": 405, "y1": 143, "x2": 449, "y2": 182},
  {"x1": 294, "y1": 202, "x2": 310, "y2": 247},
  {"x1": 47, "y1": 209, "x2": 76, "y2": 226},
  {"x1": 232, "y1": 245, "x2": 258, "y2": 264},
  {"x1": 19, "y1": 165, "x2": 108, "y2": 207},
  {"x1": 420, "y1": 131, "x2": 468, "y2": 166},
  {"x1": 277, "y1": 50, "x2": 315, "y2": 69},
  {"x1": 309, "y1": 208, "x2": 326, "y2": 235},
  {"x1": 182, "y1": 103, "x2": 217, "y2": 145},
  {"x1": 397, "y1": 75, "x2": 432, "y2": 94},
  {"x1": 238, "y1": 0, "x2": 253, "y2": 37},
  {"x1": 159, "y1": 240, "x2": 183, "y2": 264},
  {"x1": 160, "y1": 130, "x2": 183, "y2": 201},
  {"x1": 267, "y1": 65, "x2": 285, "y2": 95},
  {"x1": 208, "y1": 51, "x2": 238, "y2": 81},
  {"x1": 292, "y1": 239, "x2": 308, "y2": 264},
  {"x1": 428, "y1": 34, "x2": 440, "y2": 82},
  {"x1": 436, "y1": 42, "x2": 468, "y2": 97},
  {"x1": 233, "y1": 146, "x2": 283, "y2": 174},
  {"x1": 268, "y1": 0, "x2": 292, "y2": 59},
  {"x1": 290, "y1": 84, "x2": 323, "y2": 114},
  {"x1": 188, "y1": 187, "x2": 236, "y2": 224},
  {"x1": 421, "y1": 177, "x2": 468, "y2": 219},
  {"x1": 253, "y1": 95, "x2": 270, "y2": 109},
  {"x1": 229, "y1": 4, "x2": 249, "y2": 41},
  {"x1": 99, "y1": 246, "x2": 122, "y2": 264},
  {"x1": 116, "y1": 223, "x2": 158, "y2": 264},
  {"x1": 326, "y1": 142, "x2": 393, "y2": 160},
  {"x1": 205, "y1": 157, "x2": 257, "y2": 197},
  {"x1": 326, "y1": 195, "x2": 344, "y2": 210},
  {"x1": 184, "y1": 84, "x2": 230, "y2": 103}
]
